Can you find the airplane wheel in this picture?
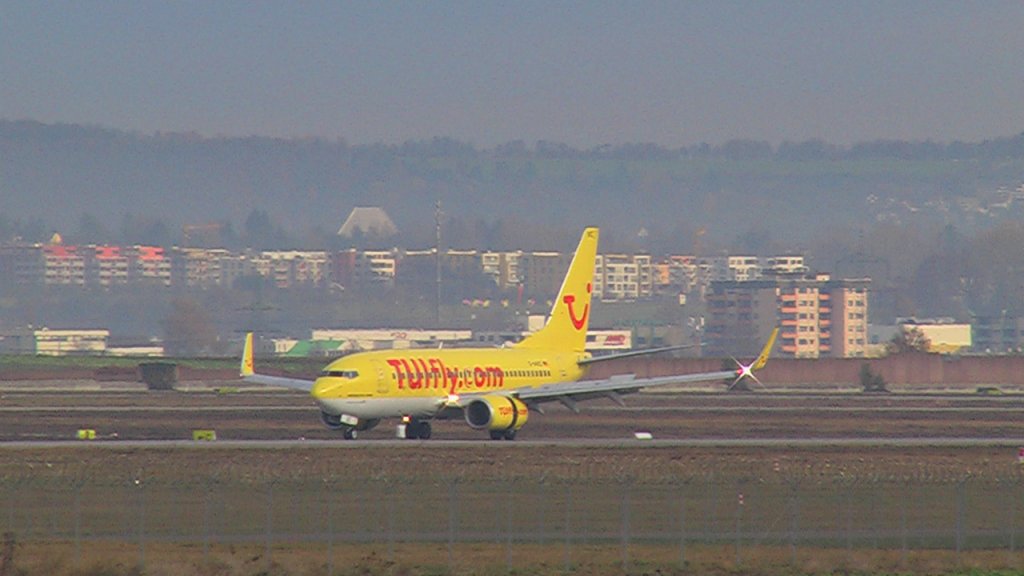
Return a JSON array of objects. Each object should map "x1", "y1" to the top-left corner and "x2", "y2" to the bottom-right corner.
[
  {"x1": 404, "y1": 420, "x2": 430, "y2": 440},
  {"x1": 503, "y1": 429, "x2": 517, "y2": 440},
  {"x1": 489, "y1": 431, "x2": 504, "y2": 440},
  {"x1": 343, "y1": 428, "x2": 358, "y2": 440}
]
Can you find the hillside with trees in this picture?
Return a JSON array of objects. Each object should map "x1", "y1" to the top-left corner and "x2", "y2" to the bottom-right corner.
[{"x1": 4, "y1": 120, "x2": 1024, "y2": 254}]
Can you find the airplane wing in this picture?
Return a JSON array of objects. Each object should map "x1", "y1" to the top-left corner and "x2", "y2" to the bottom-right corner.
[
  {"x1": 504, "y1": 328, "x2": 778, "y2": 411},
  {"x1": 577, "y1": 342, "x2": 699, "y2": 365},
  {"x1": 239, "y1": 333, "x2": 315, "y2": 392},
  {"x1": 511, "y1": 370, "x2": 736, "y2": 409}
]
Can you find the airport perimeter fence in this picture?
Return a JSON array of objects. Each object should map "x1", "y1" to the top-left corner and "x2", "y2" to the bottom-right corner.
[{"x1": 3, "y1": 473, "x2": 1024, "y2": 572}]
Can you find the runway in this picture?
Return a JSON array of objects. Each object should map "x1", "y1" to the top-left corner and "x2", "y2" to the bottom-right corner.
[
  {"x1": 4, "y1": 436, "x2": 1024, "y2": 450},
  {"x1": 3, "y1": 389, "x2": 1024, "y2": 444}
]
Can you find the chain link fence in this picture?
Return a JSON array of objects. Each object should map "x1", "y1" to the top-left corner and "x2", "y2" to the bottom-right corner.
[{"x1": 3, "y1": 473, "x2": 1024, "y2": 572}]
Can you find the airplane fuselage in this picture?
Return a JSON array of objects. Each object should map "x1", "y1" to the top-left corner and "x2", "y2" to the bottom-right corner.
[{"x1": 312, "y1": 347, "x2": 591, "y2": 420}]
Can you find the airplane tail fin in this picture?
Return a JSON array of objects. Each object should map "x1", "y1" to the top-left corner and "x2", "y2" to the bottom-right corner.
[
  {"x1": 240, "y1": 332, "x2": 255, "y2": 377},
  {"x1": 728, "y1": 327, "x2": 779, "y2": 390},
  {"x1": 751, "y1": 327, "x2": 779, "y2": 371},
  {"x1": 515, "y1": 227, "x2": 599, "y2": 353}
]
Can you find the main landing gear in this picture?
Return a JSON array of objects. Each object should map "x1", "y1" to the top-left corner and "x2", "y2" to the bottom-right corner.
[
  {"x1": 400, "y1": 418, "x2": 432, "y2": 440},
  {"x1": 489, "y1": 429, "x2": 517, "y2": 441}
]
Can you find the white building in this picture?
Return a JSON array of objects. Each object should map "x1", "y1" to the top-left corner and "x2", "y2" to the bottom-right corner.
[
  {"x1": 594, "y1": 254, "x2": 653, "y2": 301},
  {"x1": 766, "y1": 256, "x2": 809, "y2": 274},
  {"x1": 356, "y1": 250, "x2": 398, "y2": 285},
  {"x1": 34, "y1": 329, "x2": 110, "y2": 355},
  {"x1": 727, "y1": 256, "x2": 761, "y2": 281},
  {"x1": 481, "y1": 251, "x2": 522, "y2": 289},
  {"x1": 261, "y1": 250, "x2": 329, "y2": 287},
  {"x1": 311, "y1": 328, "x2": 473, "y2": 351}
]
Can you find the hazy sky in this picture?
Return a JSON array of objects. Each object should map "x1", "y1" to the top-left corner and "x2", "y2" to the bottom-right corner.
[{"x1": 3, "y1": 1, "x2": 1024, "y2": 147}]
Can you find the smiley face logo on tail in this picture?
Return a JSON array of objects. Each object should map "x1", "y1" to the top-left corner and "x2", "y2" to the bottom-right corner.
[{"x1": 563, "y1": 282, "x2": 592, "y2": 330}]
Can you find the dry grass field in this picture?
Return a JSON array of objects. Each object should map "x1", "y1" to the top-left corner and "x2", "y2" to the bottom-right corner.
[{"x1": 1, "y1": 389, "x2": 1024, "y2": 575}]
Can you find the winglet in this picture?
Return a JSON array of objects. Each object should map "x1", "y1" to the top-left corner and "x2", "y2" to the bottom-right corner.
[
  {"x1": 751, "y1": 327, "x2": 779, "y2": 371},
  {"x1": 240, "y1": 332, "x2": 255, "y2": 377}
]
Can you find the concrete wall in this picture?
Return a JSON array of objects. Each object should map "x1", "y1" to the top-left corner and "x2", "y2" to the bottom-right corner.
[{"x1": 589, "y1": 352, "x2": 1024, "y2": 390}]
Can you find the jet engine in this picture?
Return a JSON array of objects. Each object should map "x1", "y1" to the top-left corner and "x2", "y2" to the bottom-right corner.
[
  {"x1": 465, "y1": 395, "x2": 528, "y2": 431},
  {"x1": 320, "y1": 411, "x2": 345, "y2": 430}
]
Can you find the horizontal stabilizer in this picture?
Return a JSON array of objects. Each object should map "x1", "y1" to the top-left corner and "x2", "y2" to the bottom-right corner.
[{"x1": 240, "y1": 333, "x2": 314, "y2": 392}]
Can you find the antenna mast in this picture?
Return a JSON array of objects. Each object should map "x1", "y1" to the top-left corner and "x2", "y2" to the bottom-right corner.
[{"x1": 435, "y1": 199, "x2": 442, "y2": 327}]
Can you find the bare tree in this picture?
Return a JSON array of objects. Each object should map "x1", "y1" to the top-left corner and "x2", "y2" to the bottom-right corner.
[
  {"x1": 886, "y1": 326, "x2": 931, "y2": 355},
  {"x1": 163, "y1": 298, "x2": 217, "y2": 356}
]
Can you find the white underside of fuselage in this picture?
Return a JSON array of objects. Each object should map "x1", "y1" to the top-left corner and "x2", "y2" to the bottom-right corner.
[{"x1": 316, "y1": 396, "x2": 445, "y2": 421}]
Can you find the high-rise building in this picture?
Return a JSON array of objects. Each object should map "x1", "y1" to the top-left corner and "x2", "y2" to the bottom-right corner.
[
  {"x1": 829, "y1": 280, "x2": 870, "y2": 357},
  {"x1": 706, "y1": 274, "x2": 870, "y2": 358},
  {"x1": 704, "y1": 280, "x2": 778, "y2": 357}
]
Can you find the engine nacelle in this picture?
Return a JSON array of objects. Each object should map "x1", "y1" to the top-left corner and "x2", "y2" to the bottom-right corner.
[
  {"x1": 465, "y1": 395, "x2": 528, "y2": 431},
  {"x1": 320, "y1": 411, "x2": 345, "y2": 430}
]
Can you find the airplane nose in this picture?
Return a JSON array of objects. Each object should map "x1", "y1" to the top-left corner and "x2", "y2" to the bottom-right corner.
[{"x1": 311, "y1": 377, "x2": 336, "y2": 399}]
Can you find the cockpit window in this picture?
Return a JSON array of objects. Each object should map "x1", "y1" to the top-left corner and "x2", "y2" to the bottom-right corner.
[{"x1": 319, "y1": 370, "x2": 359, "y2": 379}]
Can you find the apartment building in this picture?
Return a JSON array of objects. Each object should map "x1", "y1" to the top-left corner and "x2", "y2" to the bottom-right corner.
[
  {"x1": 170, "y1": 248, "x2": 229, "y2": 287},
  {"x1": 330, "y1": 249, "x2": 357, "y2": 289},
  {"x1": 706, "y1": 274, "x2": 870, "y2": 359},
  {"x1": 393, "y1": 249, "x2": 434, "y2": 290},
  {"x1": 0, "y1": 244, "x2": 43, "y2": 285},
  {"x1": 42, "y1": 244, "x2": 86, "y2": 285},
  {"x1": 728, "y1": 256, "x2": 762, "y2": 281},
  {"x1": 652, "y1": 255, "x2": 698, "y2": 295},
  {"x1": 594, "y1": 254, "x2": 653, "y2": 301},
  {"x1": 973, "y1": 314, "x2": 1024, "y2": 353},
  {"x1": 520, "y1": 251, "x2": 573, "y2": 299},
  {"x1": 776, "y1": 275, "x2": 870, "y2": 358},
  {"x1": 261, "y1": 250, "x2": 329, "y2": 288},
  {"x1": 698, "y1": 257, "x2": 731, "y2": 283},
  {"x1": 442, "y1": 250, "x2": 480, "y2": 278},
  {"x1": 356, "y1": 249, "x2": 398, "y2": 286},
  {"x1": 830, "y1": 280, "x2": 870, "y2": 357},
  {"x1": 481, "y1": 251, "x2": 522, "y2": 289},
  {"x1": 218, "y1": 252, "x2": 256, "y2": 288},
  {"x1": 765, "y1": 255, "x2": 808, "y2": 274},
  {"x1": 776, "y1": 276, "x2": 826, "y2": 358},
  {"x1": 704, "y1": 280, "x2": 778, "y2": 357},
  {"x1": 88, "y1": 246, "x2": 129, "y2": 287},
  {"x1": 126, "y1": 245, "x2": 171, "y2": 286}
]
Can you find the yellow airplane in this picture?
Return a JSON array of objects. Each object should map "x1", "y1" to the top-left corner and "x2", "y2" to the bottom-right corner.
[{"x1": 241, "y1": 227, "x2": 778, "y2": 440}]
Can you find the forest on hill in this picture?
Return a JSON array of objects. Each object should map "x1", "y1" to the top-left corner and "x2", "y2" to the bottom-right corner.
[{"x1": 4, "y1": 120, "x2": 1024, "y2": 255}]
